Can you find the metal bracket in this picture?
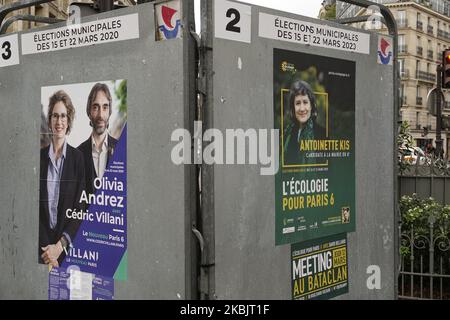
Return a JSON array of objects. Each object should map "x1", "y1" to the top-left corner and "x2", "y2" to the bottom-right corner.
[
  {"x1": 192, "y1": 227, "x2": 215, "y2": 299},
  {"x1": 189, "y1": 29, "x2": 201, "y2": 50},
  {"x1": 333, "y1": 15, "x2": 386, "y2": 26},
  {"x1": 0, "y1": 15, "x2": 64, "y2": 35},
  {"x1": 197, "y1": 76, "x2": 206, "y2": 96},
  {"x1": 192, "y1": 227, "x2": 205, "y2": 255},
  {"x1": 0, "y1": 0, "x2": 56, "y2": 27},
  {"x1": 189, "y1": 29, "x2": 208, "y2": 97}
]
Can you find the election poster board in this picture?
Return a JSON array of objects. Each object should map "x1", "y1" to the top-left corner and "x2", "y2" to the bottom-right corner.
[
  {"x1": 39, "y1": 80, "x2": 127, "y2": 280},
  {"x1": 291, "y1": 233, "x2": 349, "y2": 300},
  {"x1": 259, "y1": 12, "x2": 370, "y2": 55},
  {"x1": 274, "y1": 48, "x2": 355, "y2": 245}
]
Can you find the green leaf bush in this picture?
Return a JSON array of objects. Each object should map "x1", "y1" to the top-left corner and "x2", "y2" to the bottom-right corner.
[{"x1": 400, "y1": 194, "x2": 450, "y2": 257}]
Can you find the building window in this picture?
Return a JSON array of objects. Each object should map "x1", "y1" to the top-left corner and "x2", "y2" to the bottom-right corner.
[
  {"x1": 417, "y1": 13, "x2": 423, "y2": 31},
  {"x1": 428, "y1": 40, "x2": 433, "y2": 59},
  {"x1": 397, "y1": 10, "x2": 406, "y2": 27},
  {"x1": 399, "y1": 34, "x2": 406, "y2": 53},
  {"x1": 434, "y1": 0, "x2": 444, "y2": 13},
  {"x1": 416, "y1": 112, "x2": 420, "y2": 129},
  {"x1": 401, "y1": 84, "x2": 405, "y2": 104},
  {"x1": 417, "y1": 36, "x2": 423, "y2": 56}
]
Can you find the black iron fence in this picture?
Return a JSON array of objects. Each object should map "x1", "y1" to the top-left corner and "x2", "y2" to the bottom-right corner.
[
  {"x1": 399, "y1": 167, "x2": 450, "y2": 204},
  {"x1": 399, "y1": 217, "x2": 450, "y2": 300},
  {"x1": 399, "y1": 162, "x2": 450, "y2": 300},
  {"x1": 399, "y1": 175, "x2": 450, "y2": 205}
]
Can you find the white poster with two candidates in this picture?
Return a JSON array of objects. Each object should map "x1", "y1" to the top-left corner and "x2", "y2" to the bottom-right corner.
[{"x1": 39, "y1": 80, "x2": 128, "y2": 281}]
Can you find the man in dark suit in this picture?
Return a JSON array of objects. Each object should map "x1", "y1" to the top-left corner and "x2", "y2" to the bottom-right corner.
[{"x1": 78, "y1": 83, "x2": 118, "y2": 196}]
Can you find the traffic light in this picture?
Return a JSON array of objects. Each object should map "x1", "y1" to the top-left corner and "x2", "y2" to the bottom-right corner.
[{"x1": 443, "y1": 49, "x2": 450, "y2": 88}]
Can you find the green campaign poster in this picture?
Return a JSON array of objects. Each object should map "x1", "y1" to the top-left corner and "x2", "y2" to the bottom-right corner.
[
  {"x1": 274, "y1": 48, "x2": 355, "y2": 245},
  {"x1": 291, "y1": 233, "x2": 349, "y2": 300}
]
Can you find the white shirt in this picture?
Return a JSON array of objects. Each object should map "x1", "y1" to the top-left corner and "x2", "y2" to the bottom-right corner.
[
  {"x1": 47, "y1": 140, "x2": 67, "y2": 229},
  {"x1": 91, "y1": 135, "x2": 109, "y2": 179}
]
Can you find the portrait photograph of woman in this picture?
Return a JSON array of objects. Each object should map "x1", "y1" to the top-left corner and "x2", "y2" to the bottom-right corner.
[{"x1": 283, "y1": 80, "x2": 327, "y2": 166}]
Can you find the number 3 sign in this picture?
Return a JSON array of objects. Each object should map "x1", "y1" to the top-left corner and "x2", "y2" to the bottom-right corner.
[
  {"x1": 215, "y1": 0, "x2": 251, "y2": 43},
  {"x1": 0, "y1": 34, "x2": 19, "y2": 68}
]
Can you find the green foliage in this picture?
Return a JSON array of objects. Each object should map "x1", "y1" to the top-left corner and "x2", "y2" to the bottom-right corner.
[
  {"x1": 400, "y1": 245, "x2": 410, "y2": 257},
  {"x1": 324, "y1": 4, "x2": 336, "y2": 21},
  {"x1": 114, "y1": 80, "x2": 127, "y2": 115},
  {"x1": 397, "y1": 121, "x2": 413, "y2": 174},
  {"x1": 398, "y1": 121, "x2": 413, "y2": 148},
  {"x1": 400, "y1": 194, "x2": 450, "y2": 257}
]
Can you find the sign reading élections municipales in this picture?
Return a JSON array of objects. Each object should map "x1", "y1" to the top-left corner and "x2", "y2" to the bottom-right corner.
[
  {"x1": 22, "y1": 14, "x2": 139, "y2": 55},
  {"x1": 260, "y1": 12, "x2": 370, "y2": 55},
  {"x1": 274, "y1": 48, "x2": 355, "y2": 245},
  {"x1": 291, "y1": 234, "x2": 349, "y2": 300}
]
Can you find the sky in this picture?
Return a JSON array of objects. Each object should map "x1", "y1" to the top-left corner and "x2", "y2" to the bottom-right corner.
[{"x1": 194, "y1": 0, "x2": 324, "y2": 31}]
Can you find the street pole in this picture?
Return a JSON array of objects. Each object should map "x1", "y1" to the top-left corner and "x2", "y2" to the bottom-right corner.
[
  {"x1": 336, "y1": 0, "x2": 401, "y2": 299},
  {"x1": 436, "y1": 64, "x2": 443, "y2": 158}
]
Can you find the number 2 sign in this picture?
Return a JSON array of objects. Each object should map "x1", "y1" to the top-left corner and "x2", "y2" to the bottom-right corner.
[
  {"x1": 0, "y1": 34, "x2": 19, "y2": 68},
  {"x1": 215, "y1": 0, "x2": 251, "y2": 43}
]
